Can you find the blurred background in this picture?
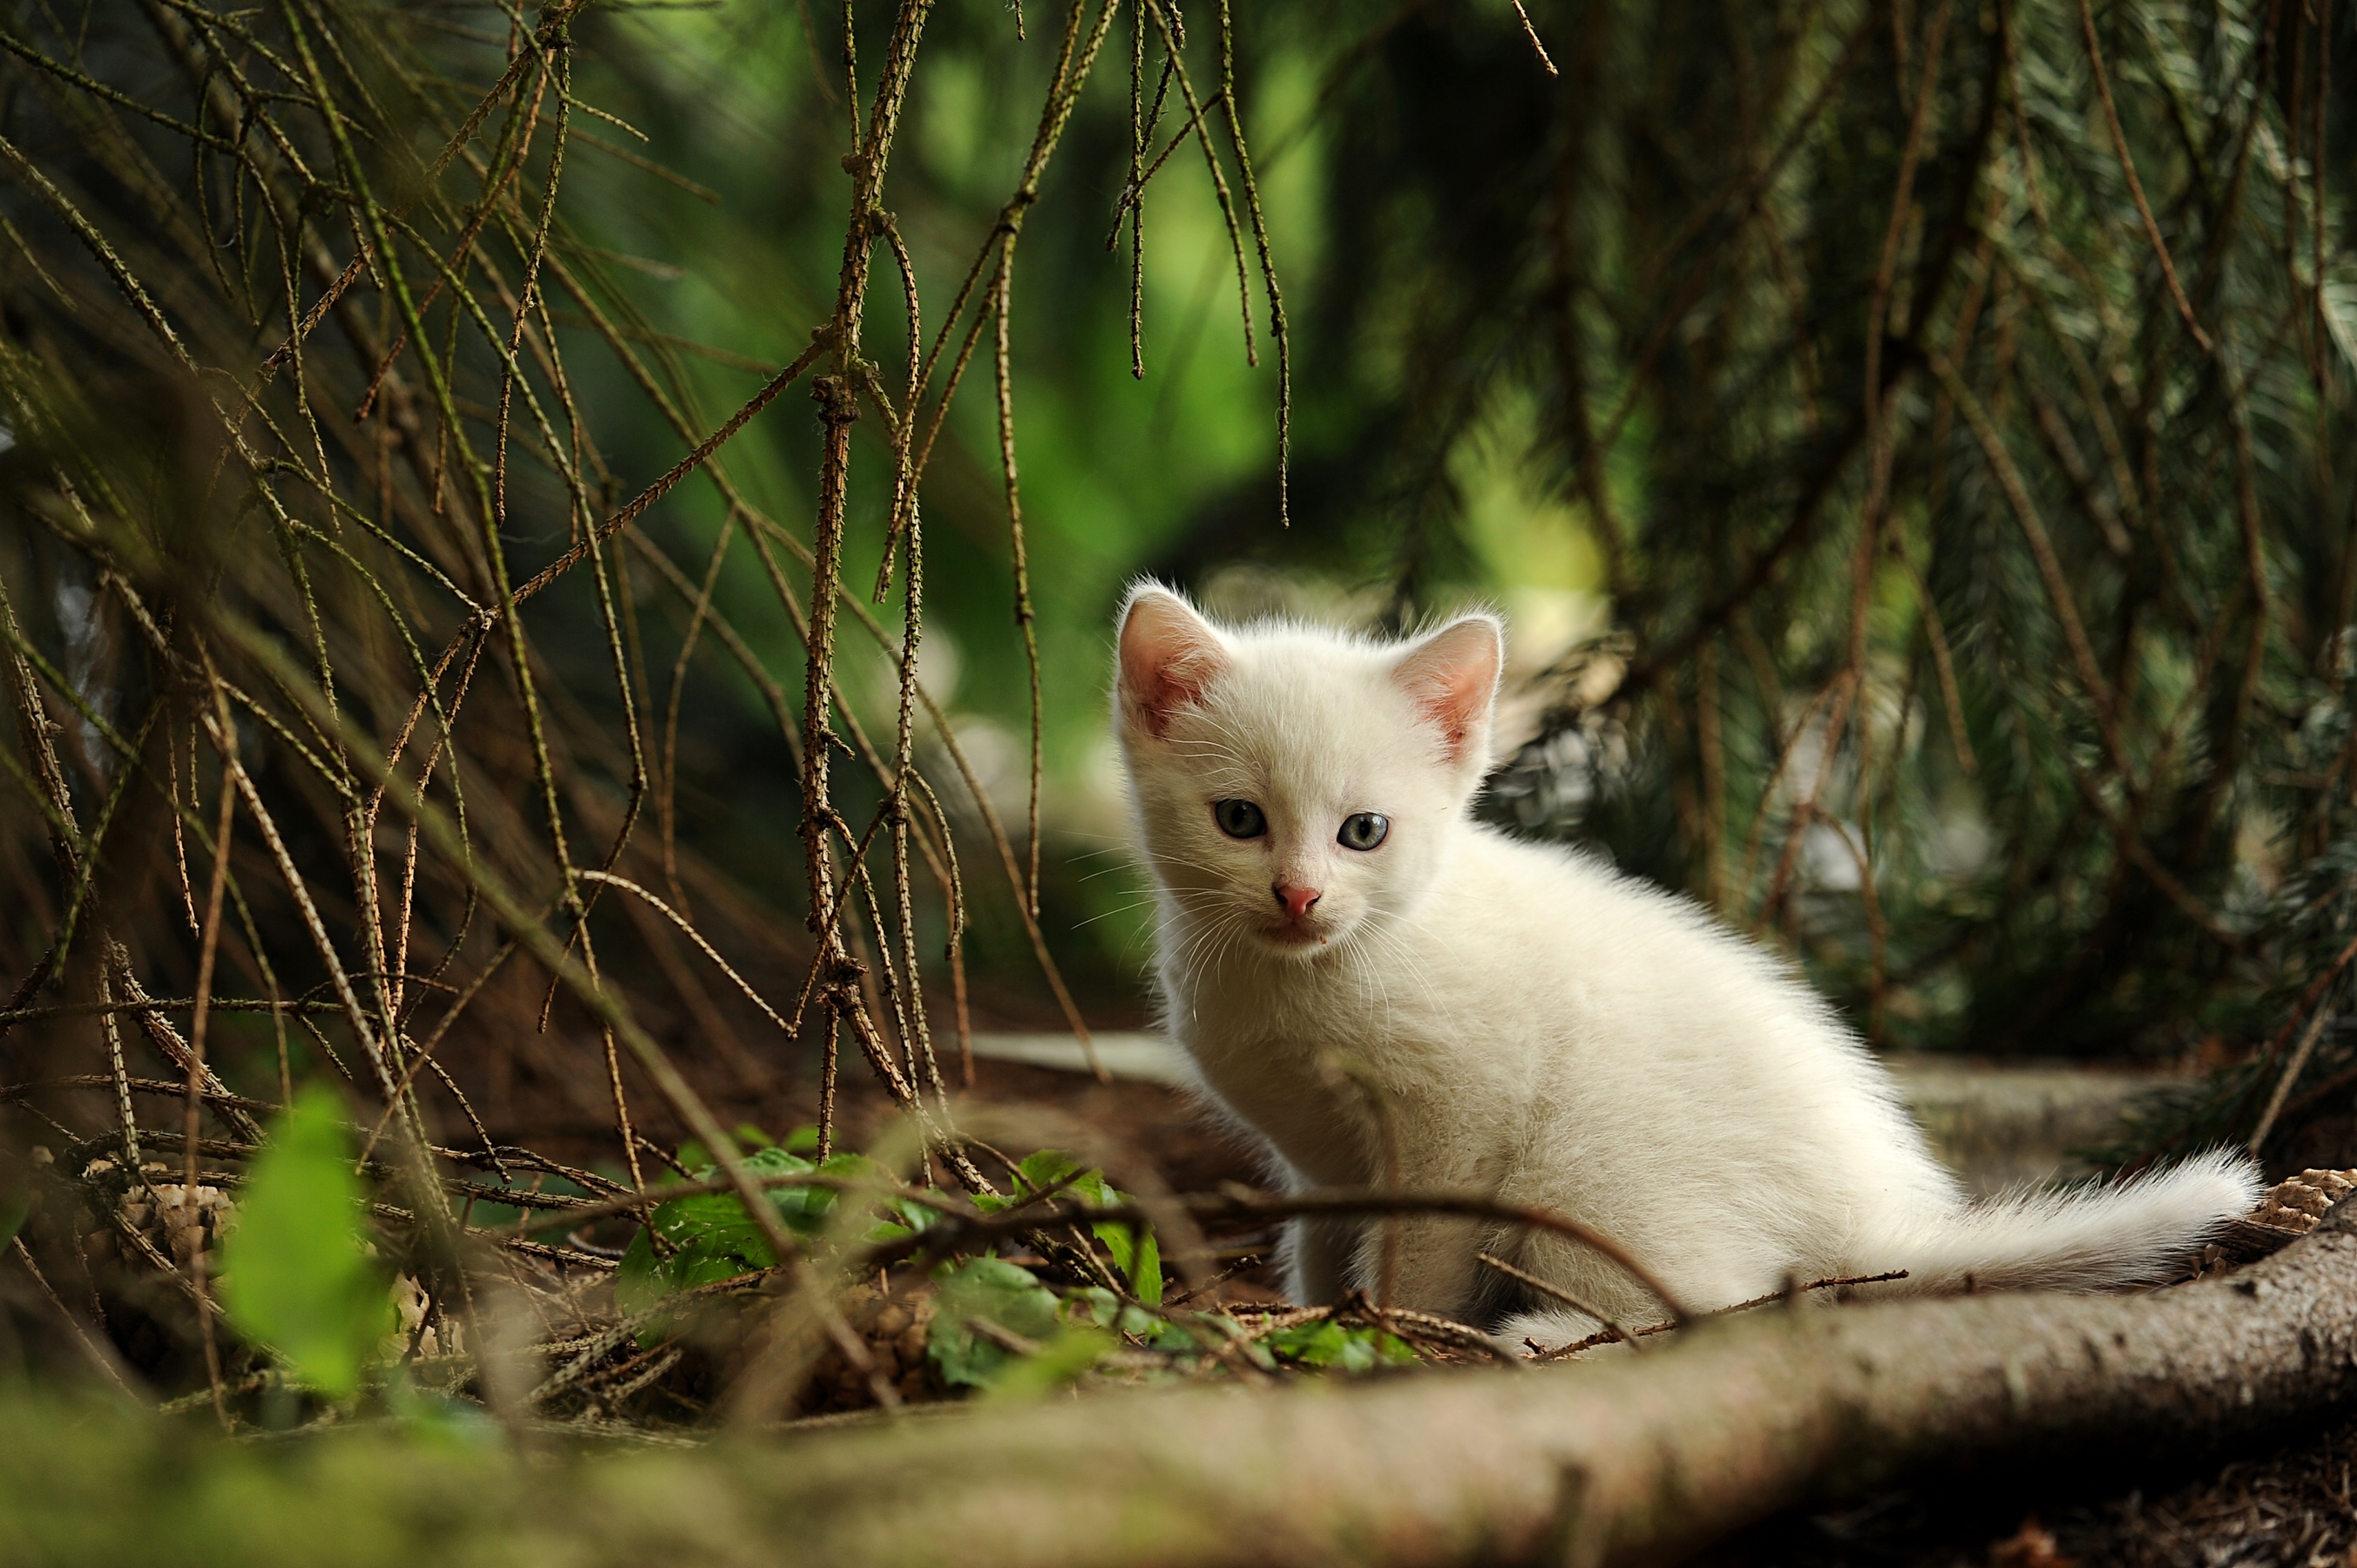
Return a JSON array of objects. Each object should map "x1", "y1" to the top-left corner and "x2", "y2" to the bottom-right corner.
[
  {"x1": 4, "y1": 0, "x2": 2357, "y2": 1246},
  {"x1": 535, "y1": 0, "x2": 2357, "y2": 1111}
]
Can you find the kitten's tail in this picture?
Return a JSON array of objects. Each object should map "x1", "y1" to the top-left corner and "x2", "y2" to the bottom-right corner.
[
  {"x1": 1872, "y1": 1146, "x2": 2263, "y2": 1294},
  {"x1": 1499, "y1": 1149, "x2": 2262, "y2": 1355}
]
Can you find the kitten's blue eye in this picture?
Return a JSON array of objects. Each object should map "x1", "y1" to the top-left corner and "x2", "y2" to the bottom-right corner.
[
  {"x1": 1213, "y1": 799, "x2": 1266, "y2": 840},
  {"x1": 1338, "y1": 813, "x2": 1389, "y2": 851}
]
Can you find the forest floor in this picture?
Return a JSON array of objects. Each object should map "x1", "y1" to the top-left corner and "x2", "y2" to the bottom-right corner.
[
  {"x1": 967, "y1": 1058, "x2": 2357, "y2": 1568},
  {"x1": 477, "y1": 1017, "x2": 2357, "y2": 1568},
  {"x1": 1724, "y1": 1413, "x2": 2357, "y2": 1566}
]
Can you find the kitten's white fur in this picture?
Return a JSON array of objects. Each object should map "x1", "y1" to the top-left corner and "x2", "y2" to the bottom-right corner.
[{"x1": 1113, "y1": 584, "x2": 2260, "y2": 1347}]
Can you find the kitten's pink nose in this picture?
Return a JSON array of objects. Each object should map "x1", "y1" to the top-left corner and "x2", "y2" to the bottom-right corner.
[{"x1": 1273, "y1": 883, "x2": 1323, "y2": 920}]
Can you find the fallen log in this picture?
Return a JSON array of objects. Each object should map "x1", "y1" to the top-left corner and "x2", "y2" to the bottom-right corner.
[
  {"x1": 11, "y1": 1201, "x2": 2357, "y2": 1566},
  {"x1": 711, "y1": 1198, "x2": 2357, "y2": 1565}
]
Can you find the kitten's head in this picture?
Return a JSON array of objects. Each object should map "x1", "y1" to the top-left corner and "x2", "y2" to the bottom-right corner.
[{"x1": 1113, "y1": 583, "x2": 1502, "y2": 959}]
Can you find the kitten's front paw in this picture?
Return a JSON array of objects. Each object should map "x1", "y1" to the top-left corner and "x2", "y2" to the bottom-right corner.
[{"x1": 1498, "y1": 1308, "x2": 1627, "y2": 1358}]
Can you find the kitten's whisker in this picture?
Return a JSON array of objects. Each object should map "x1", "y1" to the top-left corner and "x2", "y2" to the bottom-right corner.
[
  {"x1": 1202, "y1": 907, "x2": 1257, "y2": 977},
  {"x1": 1071, "y1": 900, "x2": 1159, "y2": 930},
  {"x1": 1362, "y1": 912, "x2": 1446, "y2": 1018},
  {"x1": 1173, "y1": 911, "x2": 1230, "y2": 975},
  {"x1": 1145, "y1": 851, "x2": 1242, "y2": 877}
]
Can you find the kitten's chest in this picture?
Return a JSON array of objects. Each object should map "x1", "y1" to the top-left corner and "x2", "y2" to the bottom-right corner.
[
  {"x1": 1172, "y1": 948, "x2": 1446, "y2": 1064},
  {"x1": 1163, "y1": 947, "x2": 1503, "y2": 1180}
]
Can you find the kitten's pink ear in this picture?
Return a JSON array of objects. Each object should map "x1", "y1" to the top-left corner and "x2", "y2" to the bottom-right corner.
[
  {"x1": 1118, "y1": 585, "x2": 1229, "y2": 739},
  {"x1": 1393, "y1": 615, "x2": 1503, "y2": 767}
]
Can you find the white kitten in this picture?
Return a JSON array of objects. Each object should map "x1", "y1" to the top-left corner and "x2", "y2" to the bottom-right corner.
[{"x1": 1112, "y1": 584, "x2": 2260, "y2": 1347}]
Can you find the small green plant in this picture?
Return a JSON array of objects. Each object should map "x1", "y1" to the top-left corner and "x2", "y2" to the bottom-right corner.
[
  {"x1": 1261, "y1": 1319, "x2": 1416, "y2": 1372},
  {"x1": 611, "y1": 1135, "x2": 1426, "y2": 1397},
  {"x1": 216, "y1": 1087, "x2": 395, "y2": 1401},
  {"x1": 970, "y1": 1150, "x2": 1164, "y2": 1305},
  {"x1": 927, "y1": 1256, "x2": 1067, "y2": 1389},
  {"x1": 615, "y1": 1139, "x2": 922, "y2": 1318}
]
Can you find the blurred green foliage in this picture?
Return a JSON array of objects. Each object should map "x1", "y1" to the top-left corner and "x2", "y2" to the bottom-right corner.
[{"x1": 217, "y1": 1089, "x2": 393, "y2": 1401}]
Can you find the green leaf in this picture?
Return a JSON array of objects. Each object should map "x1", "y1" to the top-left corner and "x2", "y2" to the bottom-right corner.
[
  {"x1": 1134, "y1": 1312, "x2": 1196, "y2": 1350},
  {"x1": 1131, "y1": 1227, "x2": 1162, "y2": 1304},
  {"x1": 1013, "y1": 1149, "x2": 1078, "y2": 1192},
  {"x1": 614, "y1": 1228, "x2": 664, "y2": 1316},
  {"x1": 1006, "y1": 1148, "x2": 1163, "y2": 1302},
  {"x1": 1063, "y1": 1287, "x2": 1179, "y2": 1344},
  {"x1": 926, "y1": 1257, "x2": 1061, "y2": 1389},
  {"x1": 647, "y1": 1190, "x2": 778, "y2": 1267},
  {"x1": 216, "y1": 1086, "x2": 394, "y2": 1399},
  {"x1": 617, "y1": 1144, "x2": 911, "y2": 1342},
  {"x1": 1263, "y1": 1319, "x2": 1415, "y2": 1371},
  {"x1": 640, "y1": 1146, "x2": 824, "y2": 1267},
  {"x1": 860, "y1": 1179, "x2": 938, "y2": 1244},
  {"x1": 1064, "y1": 1286, "x2": 1120, "y2": 1328},
  {"x1": 1265, "y1": 1320, "x2": 1346, "y2": 1366},
  {"x1": 1093, "y1": 1220, "x2": 1163, "y2": 1304}
]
